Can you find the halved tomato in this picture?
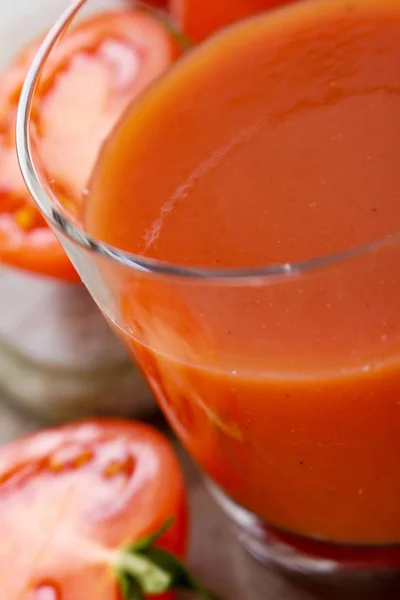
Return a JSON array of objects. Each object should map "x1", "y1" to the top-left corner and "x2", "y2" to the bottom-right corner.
[
  {"x1": 170, "y1": 0, "x2": 299, "y2": 42},
  {"x1": 0, "y1": 419, "x2": 224, "y2": 600},
  {"x1": 0, "y1": 9, "x2": 181, "y2": 281}
]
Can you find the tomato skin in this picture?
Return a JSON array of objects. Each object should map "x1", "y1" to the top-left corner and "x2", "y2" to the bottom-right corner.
[
  {"x1": 0, "y1": 9, "x2": 181, "y2": 281},
  {"x1": 141, "y1": 0, "x2": 169, "y2": 7},
  {"x1": 171, "y1": 0, "x2": 299, "y2": 42},
  {"x1": 0, "y1": 419, "x2": 188, "y2": 600}
]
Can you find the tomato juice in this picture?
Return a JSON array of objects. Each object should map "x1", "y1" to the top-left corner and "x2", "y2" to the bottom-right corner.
[{"x1": 86, "y1": 0, "x2": 400, "y2": 546}]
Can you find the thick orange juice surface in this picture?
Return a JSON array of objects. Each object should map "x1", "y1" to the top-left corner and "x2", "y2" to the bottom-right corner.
[{"x1": 87, "y1": 0, "x2": 400, "y2": 545}]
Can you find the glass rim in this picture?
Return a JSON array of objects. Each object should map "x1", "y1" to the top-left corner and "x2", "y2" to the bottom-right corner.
[{"x1": 16, "y1": 0, "x2": 400, "y2": 283}]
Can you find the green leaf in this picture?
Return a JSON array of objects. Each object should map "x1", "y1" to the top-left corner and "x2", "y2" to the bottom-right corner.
[
  {"x1": 127, "y1": 517, "x2": 174, "y2": 553},
  {"x1": 118, "y1": 573, "x2": 146, "y2": 600},
  {"x1": 115, "y1": 552, "x2": 173, "y2": 594},
  {"x1": 136, "y1": 547, "x2": 222, "y2": 600},
  {"x1": 114, "y1": 517, "x2": 222, "y2": 600}
]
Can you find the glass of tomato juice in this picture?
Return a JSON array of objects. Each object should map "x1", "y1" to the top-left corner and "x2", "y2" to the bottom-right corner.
[{"x1": 17, "y1": 0, "x2": 400, "y2": 581}]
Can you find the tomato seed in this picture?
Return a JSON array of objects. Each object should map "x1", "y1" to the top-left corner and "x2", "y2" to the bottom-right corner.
[
  {"x1": 103, "y1": 455, "x2": 135, "y2": 479},
  {"x1": 48, "y1": 458, "x2": 64, "y2": 473},
  {"x1": 103, "y1": 460, "x2": 125, "y2": 478},
  {"x1": 49, "y1": 445, "x2": 94, "y2": 472},
  {"x1": 73, "y1": 450, "x2": 94, "y2": 469},
  {"x1": 14, "y1": 206, "x2": 36, "y2": 230}
]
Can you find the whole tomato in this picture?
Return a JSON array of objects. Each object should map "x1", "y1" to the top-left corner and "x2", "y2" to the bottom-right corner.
[{"x1": 171, "y1": 0, "x2": 300, "y2": 42}]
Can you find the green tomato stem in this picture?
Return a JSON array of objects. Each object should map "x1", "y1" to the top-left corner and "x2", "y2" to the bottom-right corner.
[{"x1": 111, "y1": 518, "x2": 223, "y2": 599}]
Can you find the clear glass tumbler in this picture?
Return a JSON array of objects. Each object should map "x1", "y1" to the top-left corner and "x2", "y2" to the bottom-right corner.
[{"x1": 17, "y1": 0, "x2": 400, "y2": 584}]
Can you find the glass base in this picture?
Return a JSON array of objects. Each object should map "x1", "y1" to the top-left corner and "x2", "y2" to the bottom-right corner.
[{"x1": 207, "y1": 480, "x2": 400, "y2": 586}]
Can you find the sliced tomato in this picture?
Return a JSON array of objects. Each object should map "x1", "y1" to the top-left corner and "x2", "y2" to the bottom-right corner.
[
  {"x1": 170, "y1": 0, "x2": 299, "y2": 42},
  {"x1": 0, "y1": 9, "x2": 181, "y2": 281},
  {"x1": 0, "y1": 419, "x2": 189, "y2": 600}
]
